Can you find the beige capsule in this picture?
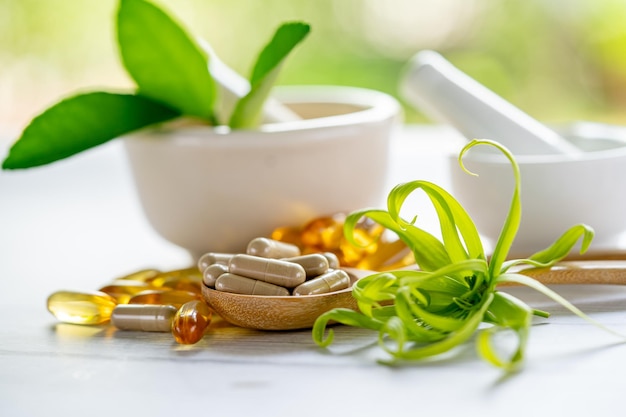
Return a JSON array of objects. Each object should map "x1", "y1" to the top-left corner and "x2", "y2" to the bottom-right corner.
[
  {"x1": 203, "y1": 263, "x2": 228, "y2": 288},
  {"x1": 282, "y1": 254, "x2": 329, "y2": 278},
  {"x1": 229, "y1": 254, "x2": 306, "y2": 288},
  {"x1": 197, "y1": 252, "x2": 235, "y2": 272},
  {"x1": 215, "y1": 273, "x2": 290, "y2": 296},
  {"x1": 246, "y1": 237, "x2": 301, "y2": 259},
  {"x1": 322, "y1": 252, "x2": 341, "y2": 270},
  {"x1": 293, "y1": 269, "x2": 351, "y2": 296},
  {"x1": 111, "y1": 304, "x2": 178, "y2": 332}
]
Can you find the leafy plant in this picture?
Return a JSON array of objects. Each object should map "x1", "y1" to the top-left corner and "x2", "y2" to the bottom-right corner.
[
  {"x1": 2, "y1": 0, "x2": 309, "y2": 170},
  {"x1": 312, "y1": 139, "x2": 621, "y2": 372}
]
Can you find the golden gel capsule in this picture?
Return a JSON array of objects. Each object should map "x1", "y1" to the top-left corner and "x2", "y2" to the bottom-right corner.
[
  {"x1": 246, "y1": 237, "x2": 301, "y2": 259},
  {"x1": 128, "y1": 289, "x2": 200, "y2": 309},
  {"x1": 282, "y1": 254, "x2": 329, "y2": 278},
  {"x1": 47, "y1": 290, "x2": 117, "y2": 325},
  {"x1": 229, "y1": 254, "x2": 306, "y2": 288},
  {"x1": 322, "y1": 252, "x2": 341, "y2": 269},
  {"x1": 111, "y1": 304, "x2": 178, "y2": 332},
  {"x1": 203, "y1": 263, "x2": 228, "y2": 288},
  {"x1": 116, "y1": 268, "x2": 161, "y2": 282},
  {"x1": 197, "y1": 252, "x2": 235, "y2": 272},
  {"x1": 301, "y1": 214, "x2": 346, "y2": 250},
  {"x1": 271, "y1": 225, "x2": 303, "y2": 247},
  {"x1": 172, "y1": 300, "x2": 213, "y2": 344},
  {"x1": 293, "y1": 269, "x2": 351, "y2": 296},
  {"x1": 149, "y1": 275, "x2": 202, "y2": 294},
  {"x1": 97, "y1": 280, "x2": 154, "y2": 303},
  {"x1": 215, "y1": 273, "x2": 290, "y2": 296}
]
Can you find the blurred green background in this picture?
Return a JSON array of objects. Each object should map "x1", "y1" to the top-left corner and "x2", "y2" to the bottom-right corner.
[{"x1": 2, "y1": 0, "x2": 626, "y2": 140}]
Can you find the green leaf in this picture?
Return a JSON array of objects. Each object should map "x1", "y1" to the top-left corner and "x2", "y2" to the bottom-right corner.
[
  {"x1": 229, "y1": 22, "x2": 310, "y2": 128},
  {"x1": 501, "y1": 224, "x2": 594, "y2": 272},
  {"x1": 388, "y1": 180, "x2": 485, "y2": 264},
  {"x1": 312, "y1": 308, "x2": 383, "y2": 348},
  {"x1": 117, "y1": 0, "x2": 216, "y2": 121},
  {"x1": 497, "y1": 273, "x2": 625, "y2": 339},
  {"x1": 2, "y1": 92, "x2": 179, "y2": 169},
  {"x1": 312, "y1": 138, "x2": 621, "y2": 371},
  {"x1": 345, "y1": 209, "x2": 451, "y2": 272},
  {"x1": 527, "y1": 224, "x2": 594, "y2": 264},
  {"x1": 387, "y1": 292, "x2": 494, "y2": 362},
  {"x1": 459, "y1": 139, "x2": 523, "y2": 278}
]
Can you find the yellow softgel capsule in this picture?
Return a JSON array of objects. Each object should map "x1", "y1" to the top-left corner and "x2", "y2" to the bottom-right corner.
[
  {"x1": 111, "y1": 304, "x2": 178, "y2": 332},
  {"x1": 149, "y1": 275, "x2": 202, "y2": 294},
  {"x1": 47, "y1": 290, "x2": 118, "y2": 325},
  {"x1": 115, "y1": 268, "x2": 161, "y2": 282},
  {"x1": 128, "y1": 289, "x2": 201, "y2": 309},
  {"x1": 300, "y1": 214, "x2": 346, "y2": 251},
  {"x1": 171, "y1": 300, "x2": 213, "y2": 344},
  {"x1": 339, "y1": 228, "x2": 379, "y2": 266},
  {"x1": 270, "y1": 225, "x2": 303, "y2": 248},
  {"x1": 98, "y1": 280, "x2": 155, "y2": 304}
]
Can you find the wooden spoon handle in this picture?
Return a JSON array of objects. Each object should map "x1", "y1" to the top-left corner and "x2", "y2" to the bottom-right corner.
[
  {"x1": 348, "y1": 260, "x2": 626, "y2": 286},
  {"x1": 518, "y1": 261, "x2": 626, "y2": 286}
]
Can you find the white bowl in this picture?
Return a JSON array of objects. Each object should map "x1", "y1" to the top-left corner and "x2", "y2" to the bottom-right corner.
[
  {"x1": 124, "y1": 86, "x2": 401, "y2": 258},
  {"x1": 448, "y1": 123, "x2": 626, "y2": 257}
]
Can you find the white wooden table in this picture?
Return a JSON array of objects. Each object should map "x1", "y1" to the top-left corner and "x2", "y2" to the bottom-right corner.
[{"x1": 1, "y1": 126, "x2": 625, "y2": 416}]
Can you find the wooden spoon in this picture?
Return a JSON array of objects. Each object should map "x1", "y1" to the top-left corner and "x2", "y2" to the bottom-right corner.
[
  {"x1": 513, "y1": 260, "x2": 626, "y2": 286},
  {"x1": 201, "y1": 261, "x2": 626, "y2": 331},
  {"x1": 201, "y1": 269, "x2": 364, "y2": 331}
]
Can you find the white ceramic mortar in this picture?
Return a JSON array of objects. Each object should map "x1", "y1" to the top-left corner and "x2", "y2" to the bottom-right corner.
[
  {"x1": 124, "y1": 86, "x2": 401, "y2": 258},
  {"x1": 448, "y1": 124, "x2": 626, "y2": 257}
]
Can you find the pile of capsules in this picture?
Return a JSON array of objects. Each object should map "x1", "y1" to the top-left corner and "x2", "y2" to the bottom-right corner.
[
  {"x1": 47, "y1": 266, "x2": 210, "y2": 344},
  {"x1": 271, "y1": 213, "x2": 414, "y2": 271},
  {"x1": 46, "y1": 214, "x2": 414, "y2": 345},
  {"x1": 200, "y1": 237, "x2": 348, "y2": 296}
]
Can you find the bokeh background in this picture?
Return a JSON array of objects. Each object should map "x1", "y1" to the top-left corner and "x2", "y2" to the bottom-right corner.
[{"x1": 2, "y1": 0, "x2": 626, "y2": 141}]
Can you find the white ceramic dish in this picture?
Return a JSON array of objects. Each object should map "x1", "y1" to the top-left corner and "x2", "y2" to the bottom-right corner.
[
  {"x1": 448, "y1": 124, "x2": 626, "y2": 257},
  {"x1": 124, "y1": 86, "x2": 401, "y2": 258}
]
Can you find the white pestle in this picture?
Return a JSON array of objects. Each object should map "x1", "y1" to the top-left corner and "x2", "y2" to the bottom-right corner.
[
  {"x1": 400, "y1": 50, "x2": 582, "y2": 156},
  {"x1": 198, "y1": 39, "x2": 302, "y2": 125}
]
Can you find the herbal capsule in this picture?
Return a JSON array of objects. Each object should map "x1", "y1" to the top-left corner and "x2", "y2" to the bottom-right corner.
[
  {"x1": 47, "y1": 290, "x2": 117, "y2": 325},
  {"x1": 172, "y1": 300, "x2": 213, "y2": 344},
  {"x1": 246, "y1": 237, "x2": 301, "y2": 259},
  {"x1": 197, "y1": 252, "x2": 234, "y2": 272},
  {"x1": 111, "y1": 304, "x2": 177, "y2": 332},
  {"x1": 282, "y1": 254, "x2": 329, "y2": 278},
  {"x1": 203, "y1": 263, "x2": 228, "y2": 288},
  {"x1": 215, "y1": 273, "x2": 290, "y2": 296},
  {"x1": 229, "y1": 254, "x2": 306, "y2": 288},
  {"x1": 128, "y1": 289, "x2": 200, "y2": 309},
  {"x1": 293, "y1": 269, "x2": 351, "y2": 296},
  {"x1": 322, "y1": 252, "x2": 341, "y2": 269}
]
